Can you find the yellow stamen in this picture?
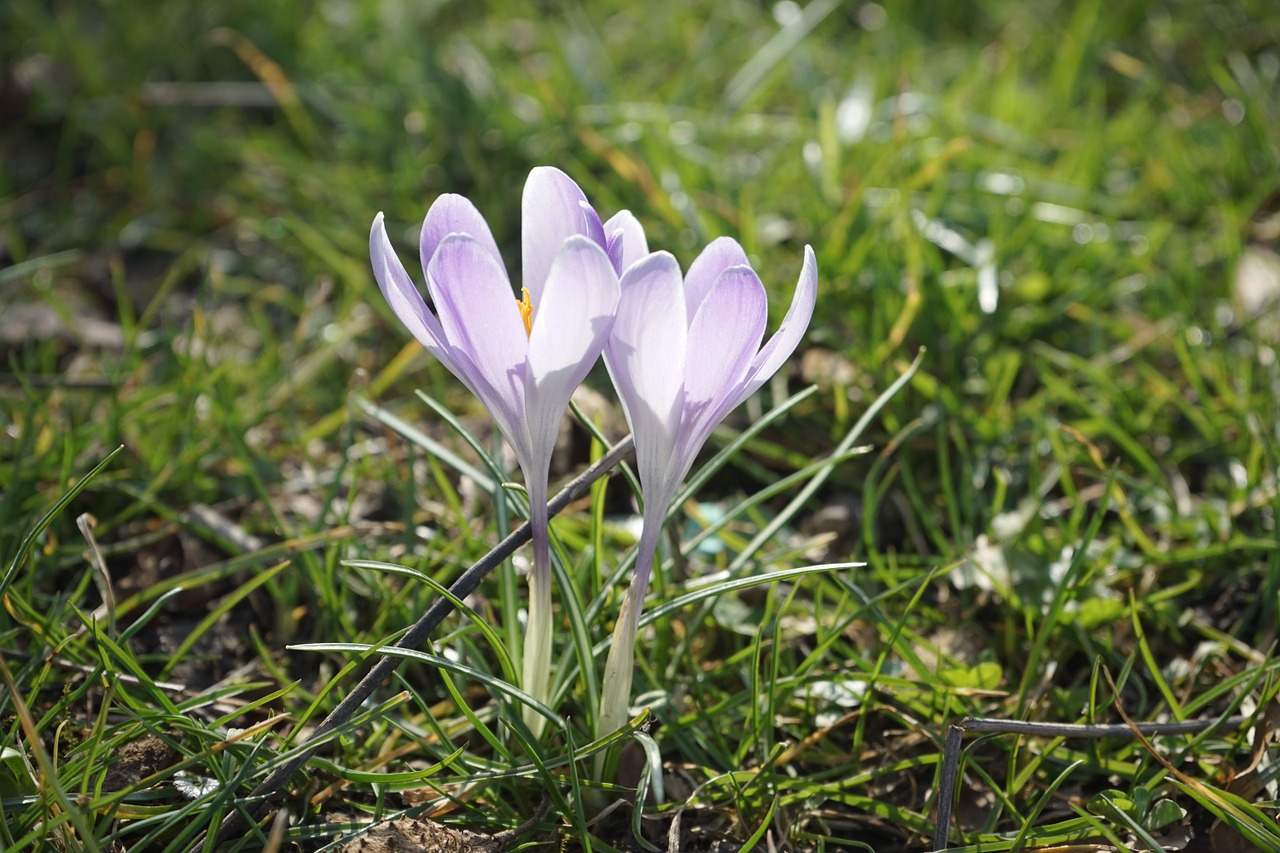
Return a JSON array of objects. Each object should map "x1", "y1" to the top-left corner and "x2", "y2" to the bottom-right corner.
[{"x1": 517, "y1": 287, "x2": 534, "y2": 338}]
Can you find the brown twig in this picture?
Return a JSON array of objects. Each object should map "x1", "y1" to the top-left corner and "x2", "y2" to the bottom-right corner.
[{"x1": 932, "y1": 708, "x2": 1250, "y2": 850}]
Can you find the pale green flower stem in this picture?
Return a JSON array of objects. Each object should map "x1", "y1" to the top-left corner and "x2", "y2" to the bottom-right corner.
[
  {"x1": 595, "y1": 499, "x2": 666, "y2": 776},
  {"x1": 521, "y1": 482, "x2": 553, "y2": 738}
]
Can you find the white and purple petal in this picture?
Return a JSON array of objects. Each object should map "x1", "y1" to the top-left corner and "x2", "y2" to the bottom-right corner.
[
  {"x1": 522, "y1": 166, "x2": 594, "y2": 304},
  {"x1": 418, "y1": 193, "x2": 503, "y2": 274},
  {"x1": 603, "y1": 210, "x2": 649, "y2": 275},
  {"x1": 683, "y1": 236, "x2": 750, "y2": 318},
  {"x1": 370, "y1": 213, "x2": 458, "y2": 375},
  {"x1": 731, "y1": 244, "x2": 819, "y2": 408},
  {"x1": 605, "y1": 252, "x2": 689, "y2": 501},
  {"x1": 681, "y1": 265, "x2": 767, "y2": 410},
  {"x1": 579, "y1": 200, "x2": 608, "y2": 250},
  {"x1": 523, "y1": 236, "x2": 621, "y2": 477},
  {"x1": 671, "y1": 264, "x2": 769, "y2": 487},
  {"x1": 425, "y1": 234, "x2": 529, "y2": 443}
]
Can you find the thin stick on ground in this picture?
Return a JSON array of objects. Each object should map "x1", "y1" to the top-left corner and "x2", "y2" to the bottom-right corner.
[
  {"x1": 932, "y1": 710, "x2": 1251, "y2": 851},
  {"x1": 203, "y1": 435, "x2": 635, "y2": 849}
]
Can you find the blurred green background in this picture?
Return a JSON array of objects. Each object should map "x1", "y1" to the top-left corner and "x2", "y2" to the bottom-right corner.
[
  {"x1": 5, "y1": 0, "x2": 1279, "y2": 567},
  {"x1": 6, "y1": 0, "x2": 1277, "y2": 508}
]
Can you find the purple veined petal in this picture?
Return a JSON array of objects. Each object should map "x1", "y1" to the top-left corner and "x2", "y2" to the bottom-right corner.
[
  {"x1": 681, "y1": 264, "x2": 767, "y2": 412},
  {"x1": 603, "y1": 209, "x2": 649, "y2": 275},
  {"x1": 522, "y1": 166, "x2": 592, "y2": 305},
  {"x1": 730, "y1": 244, "x2": 819, "y2": 409},
  {"x1": 683, "y1": 235, "x2": 750, "y2": 319},
  {"x1": 370, "y1": 213, "x2": 458, "y2": 375},
  {"x1": 523, "y1": 236, "x2": 621, "y2": 476},
  {"x1": 375, "y1": 215, "x2": 529, "y2": 454},
  {"x1": 604, "y1": 237, "x2": 624, "y2": 277},
  {"x1": 674, "y1": 265, "x2": 768, "y2": 491},
  {"x1": 604, "y1": 252, "x2": 688, "y2": 496},
  {"x1": 418, "y1": 194, "x2": 503, "y2": 275},
  {"x1": 446, "y1": 342, "x2": 535, "y2": 470},
  {"x1": 426, "y1": 233, "x2": 530, "y2": 434},
  {"x1": 579, "y1": 200, "x2": 608, "y2": 251}
]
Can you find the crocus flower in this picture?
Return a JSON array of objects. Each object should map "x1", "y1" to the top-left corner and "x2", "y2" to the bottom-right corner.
[
  {"x1": 596, "y1": 237, "x2": 817, "y2": 741},
  {"x1": 370, "y1": 167, "x2": 645, "y2": 735}
]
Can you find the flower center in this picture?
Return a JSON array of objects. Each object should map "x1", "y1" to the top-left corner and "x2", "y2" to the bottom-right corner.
[{"x1": 517, "y1": 287, "x2": 534, "y2": 338}]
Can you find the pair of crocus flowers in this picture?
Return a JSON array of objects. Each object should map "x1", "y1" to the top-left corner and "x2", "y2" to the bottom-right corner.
[{"x1": 370, "y1": 167, "x2": 816, "y2": 742}]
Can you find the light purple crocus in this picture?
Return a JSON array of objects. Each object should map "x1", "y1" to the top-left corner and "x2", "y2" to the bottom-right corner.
[
  {"x1": 370, "y1": 167, "x2": 646, "y2": 734},
  {"x1": 597, "y1": 237, "x2": 817, "y2": 740}
]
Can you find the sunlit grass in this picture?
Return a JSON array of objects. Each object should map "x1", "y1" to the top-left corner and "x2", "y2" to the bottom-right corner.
[{"x1": 2, "y1": 0, "x2": 1279, "y2": 850}]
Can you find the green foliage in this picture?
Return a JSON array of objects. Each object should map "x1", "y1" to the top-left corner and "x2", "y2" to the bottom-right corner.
[{"x1": 2, "y1": 0, "x2": 1279, "y2": 849}]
